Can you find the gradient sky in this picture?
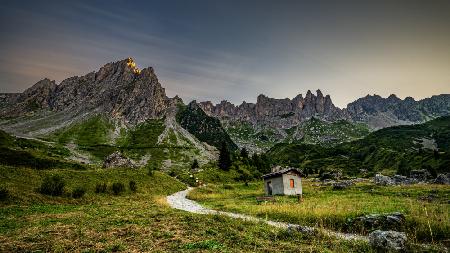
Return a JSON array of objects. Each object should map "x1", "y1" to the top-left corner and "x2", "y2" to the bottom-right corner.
[{"x1": 1, "y1": 0, "x2": 449, "y2": 108}]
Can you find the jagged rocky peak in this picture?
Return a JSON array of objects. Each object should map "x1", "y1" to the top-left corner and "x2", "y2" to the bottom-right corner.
[
  {"x1": 0, "y1": 58, "x2": 182, "y2": 124},
  {"x1": 18, "y1": 78, "x2": 57, "y2": 106},
  {"x1": 198, "y1": 89, "x2": 348, "y2": 128},
  {"x1": 345, "y1": 93, "x2": 450, "y2": 128}
]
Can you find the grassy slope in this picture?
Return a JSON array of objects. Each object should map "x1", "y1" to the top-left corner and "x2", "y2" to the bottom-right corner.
[
  {"x1": 268, "y1": 116, "x2": 450, "y2": 175},
  {"x1": 176, "y1": 104, "x2": 238, "y2": 151},
  {"x1": 190, "y1": 180, "x2": 450, "y2": 245},
  {"x1": 0, "y1": 166, "x2": 370, "y2": 252},
  {"x1": 43, "y1": 115, "x2": 202, "y2": 169},
  {"x1": 225, "y1": 121, "x2": 281, "y2": 152},
  {"x1": 225, "y1": 118, "x2": 370, "y2": 153},
  {"x1": 0, "y1": 130, "x2": 82, "y2": 170},
  {"x1": 288, "y1": 118, "x2": 370, "y2": 145}
]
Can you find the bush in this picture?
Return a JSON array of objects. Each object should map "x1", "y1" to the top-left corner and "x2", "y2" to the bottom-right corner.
[
  {"x1": 129, "y1": 180, "x2": 137, "y2": 192},
  {"x1": 39, "y1": 175, "x2": 65, "y2": 196},
  {"x1": 72, "y1": 187, "x2": 86, "y2": 198},
  {"x1": 0, "y1": 187, "x2": 9, "y2": 201},
  {"x1": 95, "y1": 182, "x2": 108, "y2": 193},
  {"x1": 147, "y1": 164, "x2": 157, "y2": 176},
  {"x1": 191, "y1": 159, "x2": 199, "y2": 170},
  {"x1": 111, "y1": 182, "x2": 125, "y2": 195}
]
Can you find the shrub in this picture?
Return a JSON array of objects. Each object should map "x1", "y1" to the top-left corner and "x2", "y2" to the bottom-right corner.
[
  {"x1": 72, "y1": 187, "x2": 86, "y2": 198},
  {"x1": 129, "y1": 180, "x2": 137, "y2": 192},
  {"x1": 39, "y1": 175, "x2": 65, "y2": 196},
  {"x1": 223, "y1": 184, "x2": 234, "y2": 190},
  {"x1": 147, "y1": 164, "x2": 157, "y2": 176},
  {"x1": 111, "y1": 182, "x2": 125, "y2": 195},
  {"x1": 0, "y1": 187, "x2": 9, "y2": 201},
  {"x1": 95, "y1": 182, "x2": 108, "y2": 193},
  {"x1": 191, "y1": 159, "x2": 199, "y2": 170}
]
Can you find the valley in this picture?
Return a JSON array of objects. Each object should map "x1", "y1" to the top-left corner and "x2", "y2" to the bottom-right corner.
[{"x1": 0, "y1": 59, "x2": 449, "y2": 252}]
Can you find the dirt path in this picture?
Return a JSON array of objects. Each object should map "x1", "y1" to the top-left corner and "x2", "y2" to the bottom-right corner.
[{"x1": 167, "y1": 187, "x2": 368, "y2": 242}]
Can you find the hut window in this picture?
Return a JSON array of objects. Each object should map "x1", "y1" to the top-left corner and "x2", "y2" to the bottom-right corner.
[{"x1": 290, "y1": 179, "x2": 295, "y2": 188}]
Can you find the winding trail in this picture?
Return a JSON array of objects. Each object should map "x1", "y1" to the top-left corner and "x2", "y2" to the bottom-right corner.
[{"x1": 167, "y1": 187, "x2": 368, "y2": 242}]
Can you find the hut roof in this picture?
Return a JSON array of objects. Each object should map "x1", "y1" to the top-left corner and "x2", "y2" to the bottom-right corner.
[{"x1": 262, "y1": 167, "x2": 302, "y2": 179}]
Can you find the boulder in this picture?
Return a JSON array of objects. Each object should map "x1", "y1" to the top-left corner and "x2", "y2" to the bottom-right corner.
[
  {"x1": 103, "y1": 151, "x2": 136, "y2": 168},
  {"x1": 374, "y1": 174, "x2": 419, "y2": 186},
  {"x1": 287, "y1": 224, "x2": 316, "y2": 236},
  {"x1": 392, "y1": 175, "x2": 416, "y2": 185},
  {"x1": 369, "y1": 230, "x2": 407, "y2": 252},
  {"x1": 374, "y1": 174, "x2": 394, "y2": 186},
  {"x1": 347, "y1": 212, "x2": 405, "y2": 232},
  {"x1": 433, "y1": 174, "x2": 450, "y2": 185},
  {"x1": 409, "y1": 169, "x2": 431, "y2": 182}
]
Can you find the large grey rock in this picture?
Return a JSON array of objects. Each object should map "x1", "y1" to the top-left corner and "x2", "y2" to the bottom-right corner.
[
  {"x1": 347, "y1": 212, "x2": 405, "y2": 232},
  {"x1": 369, "y1": 230, "x2": 407, "y2": 252},
  {"x1": 374, "y1": 174, "x2": 394, "y2": 186},
  {"x1": 103, "y1": 151, "x2": 136, "y2": 168},
  {"x1": 434, "y1": 174, "x2": 450, "y2": 185},
  {"x1": 374, "y1": 174, "x2": 419, "y2": 186},
  {"x1": 409, "y1": 169, "x2": 431, "y2": 182},
  {"x1": 392, "y1": 175, "x2": 417, "y2": 185}
]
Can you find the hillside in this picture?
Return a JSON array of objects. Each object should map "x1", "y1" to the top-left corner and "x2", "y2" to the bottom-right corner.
[
  {"x1": 0, "y1": 59, "x2": 229, "y2": 170},
  {"x1": 268, "y1": 116, "x2": 450, "y2": 176},
  {"x1": 39, "y1": 113, "x2": 216, "y2": 169},
  {"x1": 176, "y1": 101, "x2": 237, "y2": 151},
  {"x1": 224, "y1": 117, "x2": 369, "y2": 153},
  {"x1": 0, "y1": 129, "x2": 83, "y2": 170}
]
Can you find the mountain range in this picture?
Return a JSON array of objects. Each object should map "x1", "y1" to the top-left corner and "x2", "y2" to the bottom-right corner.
[{"x1": 0, "y1": 58, "x2": 449, "y2": 160}]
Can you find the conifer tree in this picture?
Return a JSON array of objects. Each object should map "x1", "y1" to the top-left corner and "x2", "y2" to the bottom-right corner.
[{"x1": 219, "y1": 142, "x2": 231, "y2": 171}]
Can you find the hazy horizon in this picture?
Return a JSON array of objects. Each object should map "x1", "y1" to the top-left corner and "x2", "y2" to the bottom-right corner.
[{"x1": 1, "y1": 0, "x2": 449, "y2": 108}]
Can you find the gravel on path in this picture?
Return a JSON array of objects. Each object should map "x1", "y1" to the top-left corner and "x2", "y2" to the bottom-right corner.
[{"x1": 167, "y1": 187, "x2": 368, "y2": 242}]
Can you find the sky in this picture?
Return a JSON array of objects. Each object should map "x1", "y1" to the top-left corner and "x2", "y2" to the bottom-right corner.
[{"x1": 0, "y1": 0, "x2": 449, "y2": 108}]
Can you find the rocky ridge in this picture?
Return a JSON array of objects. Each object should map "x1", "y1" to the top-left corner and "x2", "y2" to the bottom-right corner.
[
  {"x1": 199, "y1": 89, "x2": 348, "y2": 129},
  {"x1": 0, "y1": 58, "x2": 182, "y2": 124},
  {"x1": 200, "y1": 92, "x2": 450, "y2": 130},
  {"x1": 345, "y1": 94, "x2": 450, "y2": 129}
]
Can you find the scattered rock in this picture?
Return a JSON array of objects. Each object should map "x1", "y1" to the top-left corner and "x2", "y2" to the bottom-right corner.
[
  {"x1": 374, "y1": 174, "x2": 394, "y2": 186},
  {"x1": 320, "y1": 171, "x2": 342, "y2": 181},
  {"x1": 103, "y1": 151, "x2": 136, "y2": 168},
  {"x1": 374, "y1": 173, "x2": 428, "y2": 186},
  {"x1": 332, "y1": 180, "x2": 354, "y2": 190},
  {"x1": 418, "y1": 193, "x2": 438, "y2": 202},
  {"x1": 347, "y1": 212, "x2": 405, "y2": 232},
  {"x1": 409, "y1": 169, "x2": 431, "y2": 182},
  {"x1": 392, "y1": 175, "x2": 417, "y2": 185},
  {"x1": 434, "y1": 174, "x2": 450, "y2": 185},
  {"x1": 369, "y1": 230, "x2": 407, "y2": 252},
  {"x1": 287, "y1": 224, "x2": 316, "y2": 236}
]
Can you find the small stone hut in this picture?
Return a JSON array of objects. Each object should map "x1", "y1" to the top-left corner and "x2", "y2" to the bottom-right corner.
[{"x1": 262, "y1": 167, "x2": 303, "y2": 196}]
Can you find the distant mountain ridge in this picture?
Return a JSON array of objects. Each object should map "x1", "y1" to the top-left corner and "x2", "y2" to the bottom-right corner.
[
  {"x1": 0, "y1": 58, "x2": 449, "y2": 155},
  {"x1": 345, "y1": 93, "x2": 450, "y2": 129},
  {"x1": 199, "y1": 91, "x2": 450, "y2": 129},
  {"x1": 199, "y1": 90, "x2": 348, "y2": 129}
]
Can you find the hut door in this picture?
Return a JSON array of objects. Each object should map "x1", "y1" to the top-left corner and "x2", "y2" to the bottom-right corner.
[{"x1": 267, "y1": 181, "x2": 272, "y2": 195}]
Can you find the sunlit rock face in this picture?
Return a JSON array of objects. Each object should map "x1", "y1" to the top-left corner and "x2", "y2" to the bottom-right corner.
[
  {"x1": 1, "y1": 58, "x2": 182, "y2": 124},
  {"x1": 199, "y1": 89, "x2": 349, "y2": 128}
]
